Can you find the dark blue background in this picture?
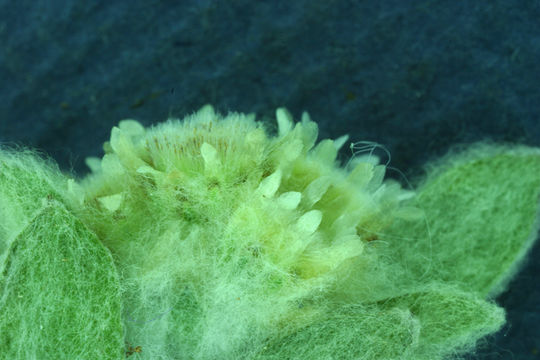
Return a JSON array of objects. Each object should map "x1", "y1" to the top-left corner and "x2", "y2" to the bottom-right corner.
[{"x1": 1, "y1": 1, "x2": 538, "y2": 358}]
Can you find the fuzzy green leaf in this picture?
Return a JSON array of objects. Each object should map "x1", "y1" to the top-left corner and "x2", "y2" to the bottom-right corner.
[
  {"x1": 385, "y1": 144, "x2": 540, "y2": 297},
  {"x1": 0, "y1": 199, "x2": 125, "y2": 359}
]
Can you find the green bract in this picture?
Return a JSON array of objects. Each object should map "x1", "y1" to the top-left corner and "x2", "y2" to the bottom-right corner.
[
  {"x1": 1, "y1": 106, "x2": 539, "y2": 359},
  {"x1": 0, "y1": 151, "x2": 124, "y2": 359}
]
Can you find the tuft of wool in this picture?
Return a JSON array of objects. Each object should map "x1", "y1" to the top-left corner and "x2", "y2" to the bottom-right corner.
[
  {"x1": 0, "y1": 152, "x2": 124, "y2": 359},
  {"x1": 2, "y1": 106, "x2": 540, "y2": 359}
]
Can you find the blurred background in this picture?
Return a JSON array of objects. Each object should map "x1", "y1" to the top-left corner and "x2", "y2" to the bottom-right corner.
[{"x1": 1, "y1": 1, "x2": 539, "y2": 358}]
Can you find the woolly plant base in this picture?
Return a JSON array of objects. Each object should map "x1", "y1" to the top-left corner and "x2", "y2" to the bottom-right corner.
[{"x1": 1, "y1": 106, "x2": 540, "y2": 359}]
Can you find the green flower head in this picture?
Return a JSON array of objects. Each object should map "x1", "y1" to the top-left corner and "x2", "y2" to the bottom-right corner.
[{"x1": 2, "y1": 106, "x2": 540, "y2": 359}]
